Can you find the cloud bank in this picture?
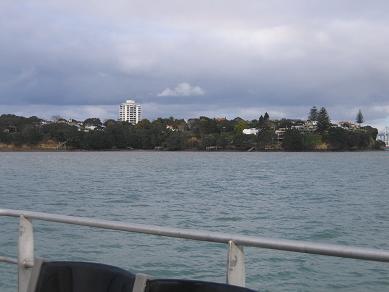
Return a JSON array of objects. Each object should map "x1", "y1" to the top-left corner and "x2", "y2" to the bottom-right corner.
[{"x1": 0, "y1": 0, "x2": 389, "y2": 129}]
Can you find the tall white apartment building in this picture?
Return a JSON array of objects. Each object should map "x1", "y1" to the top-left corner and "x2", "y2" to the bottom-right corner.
[{"x1": 119, "y1": 100, "x2": 142, "y2": 124}]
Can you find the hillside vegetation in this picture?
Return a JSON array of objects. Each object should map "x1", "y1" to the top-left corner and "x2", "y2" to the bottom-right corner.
[{"x1": 0, "y1": 110, "x2": 384, "y2": 151}]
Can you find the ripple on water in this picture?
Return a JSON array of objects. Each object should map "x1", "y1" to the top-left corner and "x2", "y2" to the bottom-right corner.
[{"x1": 1, "y1": 152, "x2": 389, "y2": 292}]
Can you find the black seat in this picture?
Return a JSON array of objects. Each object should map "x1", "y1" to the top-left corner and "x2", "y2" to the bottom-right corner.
[
  {"x1": 32, "y1": 261, "x2": 135, "y2": 292},
  {"x1": 145, "y1": 279, "x2": 257, "y2": 292},
  {"x1": 28, "y1": 260, "x2": 258, "y2": 292}
]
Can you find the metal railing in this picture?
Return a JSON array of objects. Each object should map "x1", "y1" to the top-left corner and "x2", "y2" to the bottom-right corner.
[{"x1": 1, "y1": 208, "x2": 389, "y2": 292}]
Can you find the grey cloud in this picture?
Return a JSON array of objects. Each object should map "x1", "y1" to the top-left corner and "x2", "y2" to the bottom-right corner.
[{"x1": 0, "y1": 0, "x2": 389, "y2": 129}]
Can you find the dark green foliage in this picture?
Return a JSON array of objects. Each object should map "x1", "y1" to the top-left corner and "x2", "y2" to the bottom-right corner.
[
  {"x1": 283, "y1": 129, "x2": 304, "y2": 151},
  {"x1": 362, "y1": 126, "x2": 378, "y2": 140},
  {"x1": 0, "y1": 114, "x2": 42, "y2": 132},
  {"x1": 103, "y1": 121, "x2": 135, "y2": 149},
  {"x1": 316, "y1": 107, "x2": 331, "y2": 133},
  {"x1": 187, "y1": 117, "x2": 219, "y2": 136},
  {"x1": 258, "y1": 116, "x2": 265, "y2": 128},
  {"x1": 164, "y1": 132, "x2": 187, "y2": 150},
  {"x1": 277, "y1": 119, "x2": 296, "y2": 129},
  {"x1": 202, "y1": 133, "x2": 219, "y2": 148},
  {"x1": 282, "y1": 130, "x2": 322, "y2": 151},
  {"x1": 256, "y1": 112, "x2": 275, "y2": 149},
  {"x1": 308, "y1": 106, "x2": 318, "y2": 121},
  {"x1": 249, "y1": 119, "x2": 259, "y2": 128},
  {"x1": 233, "y1": 133, "x2": 256, "y2": 150},
  {"x1": 0, "y1": 131, "x2": 10, "y2": 144},
  {"x1": 327, "y1": 127, "x2": 376, "y2": 150},
  {"x1": 0, "y1": 113, "x2": 382, "y2": 151},
  {"x1": 103, "y1": 119, "x2": 117, "y2": 127},
  {"x1": 84, "y1": 118, "x2": 102, "y2": 127},
  {"x1": 356, "y1": 110, "x2": 364, "y2": 124},
  {"x1": 234, "y1": 120, "x2": 249, "y2": 134},
  {"x1": 196, "y1": 117, "x2": 218, "y2": 135},
  {"x1": 20, "y1": 125, "x2": 43, "y2": 145},
  {"x1": 41, "y1": 123, "x2": 80, "y2": 143},
  {"x1": 303, "y1": 133, "x2": 322, "y2": 150},
  {"x1": 81, "y1": 131, "x2": 112, "y2": 150},
  {"x1": 327, "y1": 128, "x2": 348, "y2": 150},
  {"x1": 256, "y1": 126, "x2": 274, "y2": 150},
  {"x1": 217, "y1": 132, "x2": 233, "y2": 148},
  {"x1": 216, "y1": 119, "x2": 234, "y2": 133}
]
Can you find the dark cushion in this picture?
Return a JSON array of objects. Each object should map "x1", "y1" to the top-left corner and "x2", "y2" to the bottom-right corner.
[
  {"x1": 145, "y1": 279, "x2": 257, "y2": 292},
  {"x1": 34, "y1": 261, "x2": 135, "y2": 292}
]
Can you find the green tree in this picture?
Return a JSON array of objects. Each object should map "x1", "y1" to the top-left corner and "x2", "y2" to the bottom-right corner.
[
  {"x1": 283, "y1": 129, "x2": 304, "y2": 151},
  {"x1": 20, "y1": 125, "x2": 43, "y2": 145},
  {"x1": 202, "y1": 133, "x2": 219, "y2": 148},
  {"x1": 316, "y1": 107, "x2": 331, "y2": 133},
  {"x1": 199, "y1": 117, "x2": 218, "y2": 135},
  {"x1": 165, "y1": 132, "x2": 187, "y2": 150},
  {"x1": 103, "y1": 119, "x2": 117, "y2": 127},
  {"x1": 104, "y1": 122, "x2": 134, "y2": 149},
  {"x1": 308, "y1": 106, "x2": 318, "y2": 121},
  {"x1": 42, "y1": 123, "x2": 80, "y2": 144},
  {"x1": 327, "y1": 127, "x2": 348, "y2": 150},
  {"x1": 215, "y1": 119, "x2": 234, "y2": 133},
  {"x1": 356, "y1": 110, "x2": 364, "y2": 125},
  {"x1": 303, "y1": 133, "x2": 322, "y2": 150},
  {"x1": 362, "y1": 125, "x2": 378, "y2": 140},
  {"x1": 0, "y1": 114, "x2": 42, "y2": 132},
  {"x1": 217, "y1": 132, "x2": 232, "y2": 148},
  {"x1": 278, "y1": 119, "x2": 293, "y2": 129},
  {"x1": 233, "y1": 133, "x2": 256, "y2": 150},
  {"x1": 258, "y1": 115, "x2": 265, "y2": 128},
  {"x1": 83, "y1": 118, "x2": 102, "y2": 127},
  {"x1": 234, "y1": 120, "x2": 249, "y2": 134},
  {"x1": 81, "y1": 131, "x2": 112, "y2": 150},
  {"x1": 256, "y1": 127, "x2": 274, "y2": 149}
]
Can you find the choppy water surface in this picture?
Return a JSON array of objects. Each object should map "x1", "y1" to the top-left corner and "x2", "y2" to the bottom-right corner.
[{"x1": 0, "y1": 152, "x2": 388, "y2": 291}]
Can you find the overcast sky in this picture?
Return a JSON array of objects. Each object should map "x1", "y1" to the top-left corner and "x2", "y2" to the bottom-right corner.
[{"x1": 1, "y1": 0, "x2": 389, "y2": 130}]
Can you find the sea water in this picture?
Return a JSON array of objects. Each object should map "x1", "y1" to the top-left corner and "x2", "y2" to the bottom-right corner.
[{"x1": 0, "y1": 152, "x2": 388, "y2": 291}]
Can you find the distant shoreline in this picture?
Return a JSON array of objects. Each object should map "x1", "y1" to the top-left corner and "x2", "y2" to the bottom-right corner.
[
  {"x1": 0, "y1": 147, "x2": 384, "y2": 153},
  {"x1": 1, "y1": 113, "x2": 385, "y2": 152}
]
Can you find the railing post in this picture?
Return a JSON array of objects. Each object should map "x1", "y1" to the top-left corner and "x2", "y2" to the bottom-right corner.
[
  {"x1": 226, "y1": 240, "x2": 245, "y2": 287},
  {"x1": 18, "y1": 215, "x2": 34, "y2": 292}
]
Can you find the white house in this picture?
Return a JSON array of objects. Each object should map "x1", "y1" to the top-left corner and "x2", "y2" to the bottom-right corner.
[{"x1": 242, "y1": 128, "x2": 259, "y2": 135}]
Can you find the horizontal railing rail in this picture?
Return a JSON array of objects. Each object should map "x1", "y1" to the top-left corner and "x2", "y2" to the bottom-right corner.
[
  {"x1": 0, "y1": 256, "x2": 18, "y2": 265},
  {"x1": 1, "y1": 209, "x2": 389, "y2": 262},
  {"x1": 1, "y1": 208, "x2": 389, "y2": 291}
]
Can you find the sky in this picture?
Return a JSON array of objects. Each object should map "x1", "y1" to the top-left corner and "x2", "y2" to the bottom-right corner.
[{"x1": 1, "y1": 1, "x2": 389, "y2": 130}]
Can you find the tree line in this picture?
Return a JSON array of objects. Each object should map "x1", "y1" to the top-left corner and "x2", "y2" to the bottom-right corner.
[{"x1": 0, "y1": 109, "x2": 384, "y2": 151}]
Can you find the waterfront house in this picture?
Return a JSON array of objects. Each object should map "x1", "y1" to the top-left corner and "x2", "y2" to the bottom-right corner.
[{"x1": 242, "y1": 128, "x2": 259, "y2": 135}]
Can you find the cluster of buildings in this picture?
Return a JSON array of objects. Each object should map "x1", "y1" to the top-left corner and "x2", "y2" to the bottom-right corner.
[
  {"x1": 242, "y1": 119, "x2": 368, "y2": 144},
  {"x1": 45, "y1": 118, "x2": 102, "y2": 132},
  {"x1": 272, "y1": 121, "x2": 319, "y2": 143}
]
